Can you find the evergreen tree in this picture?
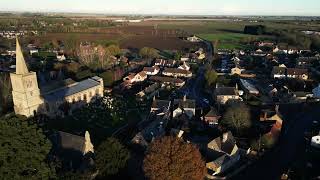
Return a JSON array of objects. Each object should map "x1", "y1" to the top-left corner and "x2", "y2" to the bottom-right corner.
[
  {"x1": 0, "y1": 115, "x2": 56, "y2": 179},
  {"x1": 95, "y1": 138, "x2": 130, "y2": 178}
]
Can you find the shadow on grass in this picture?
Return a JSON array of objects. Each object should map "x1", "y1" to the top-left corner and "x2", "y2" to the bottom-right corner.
[{"x1": 216, "y1": 29, "x2": 245, "y2": 34}]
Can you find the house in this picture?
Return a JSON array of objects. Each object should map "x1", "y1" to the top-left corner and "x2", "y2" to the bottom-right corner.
[
  {"x1": 257, "y1": 42, "x2": 274, "y2": 47},
  {"x1": 162, "y1": 68, "x2": 192, "y2": 78},
  {"x1": 197, "y1": 53, "x2": 206, "y2": 60},
  {"x1": 151, "y1": 97, "x2": 171, "y2": 113},
  {"x1": 202, "y1": 108, "x2": 221, "y2": 126},
  {"x1": 29, "y1": 48, "x2": 39, "y2": 55},
  {"x1": 260, "y1": 105, "x2": 283, "y2": 139},
  {"x1": 253, "y1": 49, "x2": 267, "y2": 56},
  {"x1": 173, "y1": 95, "x2": 196, "y2": 119},
  {"x1": 180, "y1": 54, "x2": 190, "y2": 62},
  {"x1": 206, "y1": 131, "x2": 241, "y2": 176},
  {"x1": 195, "y1": 48, "x2": 206, "y2": 60},
  {"x1": 123, "y1": 71, "x2": 147, "y2": 84},
  {"x1": 287, "y1": 68, "x2": 308, "y2": 80},
  {"x1": 187, "y1": 35, "x2": 202, "y2": 42},
  {"x1": 131, "y1": 113, "x2": 167, "y2": 148},
  {"x1": 296, "y1": 57, "x2": 319, "y2": 68},
  {"x1": 149, "y1": 76, "x2": 185, "y2": 87},
  {"x1": 312, "y1": 84, "x2": 320, "y2": 99},
  {"x1": 119, "y1": 56, "x2": 129, "y2": 64},
  {"x1": 6, "y1": 49, "x2": 16, "y2": 56},
  {"x1": 57, "y1": 53, "x2": 66, "y2": 61},
  {"x1": 143, "y1": 66, "x2": 160, "y2": 76},
  {"x1": 136, "y1": 83, "x2": 161, "y2": 101},
  {"x1": 311, "y1": 132, "x2": 320, "y2": 149},
  {"x1": 154, "y1": 59, "x2": 166, "y2": 66},
  {"x1": 291, "y1": 91, "x2": 313, "y2": 102},
  {"x1": 164, "y1": 59, "x2": 176, "y2": 67},
  {"x1": 214, "y1": 86, "x2": 240, "y2": 105},
  {"x1": 231, "y1": 67, "x2": 243, "y2": 75},
  {"x1": 178, "y1": 62, "x2": 190, "y2": 71},
  {"x1": 271, "y1": 66, "x2": 286, "y2": 79},
  {"x1": 240, "y1": 79, "x2": 259, "y2": 95}
]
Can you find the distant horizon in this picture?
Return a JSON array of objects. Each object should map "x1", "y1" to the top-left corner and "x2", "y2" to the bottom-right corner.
[
  {"x1": 1, "y1": 0, "x2": 320, "y2": 17},
  {"x1": 1, "y1": 10, "x2": 320, "y2": 18}
]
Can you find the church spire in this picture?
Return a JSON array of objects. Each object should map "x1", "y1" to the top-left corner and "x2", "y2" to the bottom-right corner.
[{"x1": 15, "y1": 38, "x2": 29, "y2": 75}]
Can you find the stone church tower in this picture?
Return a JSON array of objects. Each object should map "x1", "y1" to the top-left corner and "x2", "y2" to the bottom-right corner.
[{"x1": 10, "y1": 38, "x2": 43, "y2": 117}]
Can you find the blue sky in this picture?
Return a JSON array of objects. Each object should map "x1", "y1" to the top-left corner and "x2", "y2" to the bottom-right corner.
[{"x1": 1, "y1": 0, "x2": 319, "y2": 16}]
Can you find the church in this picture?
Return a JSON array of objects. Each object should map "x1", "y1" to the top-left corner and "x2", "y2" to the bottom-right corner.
[{"x1": 10, "y1": 38, "x2": 104, "y2": 117}]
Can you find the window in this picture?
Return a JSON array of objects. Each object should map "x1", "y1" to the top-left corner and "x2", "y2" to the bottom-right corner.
[{"x1": 84, "y1": 94, "x2": 87, "y2": 101}]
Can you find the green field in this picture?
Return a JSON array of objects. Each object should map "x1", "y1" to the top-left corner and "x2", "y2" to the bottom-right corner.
[
  {"x1": 197, "y1": 33, "x2": 266, "y2": 49},
  {"x1": 153, "y1": 20, "x2": 320, "y2": 49}
]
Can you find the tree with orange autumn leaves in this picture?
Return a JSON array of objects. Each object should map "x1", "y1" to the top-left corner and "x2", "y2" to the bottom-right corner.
[{"x1": 143, "y1": 136, "x2": 206, "y2": 180}]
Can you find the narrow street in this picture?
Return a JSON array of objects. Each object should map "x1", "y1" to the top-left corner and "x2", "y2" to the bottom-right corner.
[{"x1": 177, "y1": 40, "x2": 214, "y2": 108}]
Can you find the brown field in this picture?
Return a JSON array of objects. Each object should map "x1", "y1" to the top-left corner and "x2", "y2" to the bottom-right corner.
[
  {"x1": 30, "y1": 25, "x2": 200, "y2": 51},
  {"x1": 120, "y1": 35, "x2": 199, "y2": 50}
]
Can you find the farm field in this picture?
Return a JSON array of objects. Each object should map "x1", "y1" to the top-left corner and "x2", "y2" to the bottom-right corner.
[{"x1": 22, "y1": 19, "x2": 320, "y2": 51}]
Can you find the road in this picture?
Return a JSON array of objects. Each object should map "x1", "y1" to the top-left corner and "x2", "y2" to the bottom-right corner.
[
  {"x1": 232, "y1": 103, "x2": 320, "y2": 180},
  {"x1": 176, "y1": 40, "x2": 214, "y2": 108}
]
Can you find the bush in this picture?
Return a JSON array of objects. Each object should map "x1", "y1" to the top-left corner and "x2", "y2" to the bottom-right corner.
[{"x1": 244, "y1": 25, "x2": 266, "y2": 35}]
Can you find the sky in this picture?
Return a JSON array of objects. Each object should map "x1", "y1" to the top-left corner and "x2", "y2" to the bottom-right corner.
[{"x1": 0, "y1": 0, "x2": 319, "y2": 16}]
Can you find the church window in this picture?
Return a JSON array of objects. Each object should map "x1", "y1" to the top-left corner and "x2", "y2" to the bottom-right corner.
[{"x1": 84, "y1": 94, "x2": 87, "y2": 101}]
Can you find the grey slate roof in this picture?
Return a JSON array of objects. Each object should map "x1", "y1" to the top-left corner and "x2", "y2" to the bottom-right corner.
[
  {"x1": 208, "y1": 131, "x2": 237, "y2": 155},
  {"x1": 151, "y1": 99, "x2": 170, "y2": 109},
  {"x1": 57, "y1": 131, "x2": 85, "y2": 153},
  {"x1": 215, "y1": 87, "x2": 238, "y2": 96},
  {"x1": 174, "y1": 99, "x2": 196, "y2": 109},
  {"x1": 42, "y1": 78, "x2": 100, "y2": 102}
]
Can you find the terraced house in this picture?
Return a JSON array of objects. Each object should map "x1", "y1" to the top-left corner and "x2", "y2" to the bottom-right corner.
[{"x1": 162, "y1": 68, "x2": 192, "y2": 78}]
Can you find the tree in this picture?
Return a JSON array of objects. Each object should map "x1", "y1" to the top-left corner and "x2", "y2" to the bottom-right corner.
[
  {"x1": 143, "y1": 136, "x2": 206, "y2": 180},
  {"x1": 205, "y1": 69, "x2": 218, "y2": 87},
  {"x1": 77, "y1": 44, "x2": 96, "y2": 67},
  {"x1": 95, "y1": 138, "x2": 130, "y2": 178},
  {"x1": 106, "y1": 44, "x2": 121, "y2": 57},
  {"x1": 64, "y1": 34, "x2": 79, "y2": 56},
  {"x1": 46, "y1": 96, "x2": 128, "y2": 145},
  {"x1": 174, "y1": 51, "x2": 182, "y2": 61},
  {"x1": 100, "y1": 71, "x2": 114, "y2": 86},
  {"x1": 139, "y1": 47, "x2": 159, "y2": 59},
  {"x1": 311, "y1": 35, "x2": 320, "y2": 52},
  {"x1": 96, "y1": 45, "x2": 107, "y2": 69},
  {"x1": 0, "y1": 115, "x2": 56, "y2": 179},
  {"x1": 221, "y1": 103, "x2": 252, "y2": 135},
  {"x1": 244, "y1": 25, "x2": 266, "y2": 35},
  {"x1": 0, "y1": 73, "x2": 12, "y2": 115}
]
